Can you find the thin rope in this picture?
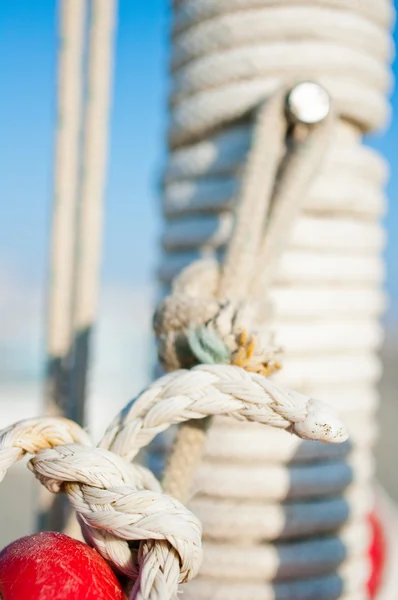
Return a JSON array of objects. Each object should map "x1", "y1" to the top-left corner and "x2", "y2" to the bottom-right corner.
[
  {"x1": 218, "y1": 91, "x2": 286, "y2": 297},
  {"x1": 68, "y1": 0, "x2": 117, "y2": 426},
  {"x1": 44, "y1": 0, "x2": 86, "y2": 422},
  {"x1": 162, "y1": 417, "x2": 211, "y2": 502},
  {"x1": 161, "y1": 86, "x2": 333, "y2": 504},
  {"x1": 40, "y1": 0, "x2": 87, "y2": 532},
  {"x1": 251, "y1": 110, "x2": 333, "y2": 295},
  {"x1": 41, "y1": 0, "x2": 117, "y2": 532}
]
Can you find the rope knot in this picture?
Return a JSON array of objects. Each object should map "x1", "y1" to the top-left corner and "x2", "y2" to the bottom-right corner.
[
  {"x1": 0, "y1": 362, "x2": 349, "y2": 599},
  {"x1": 154, "y1": 259, "x2": 281, "y2": 375},
  {"x1": 0, "y1": 421, "x2": 203, "y2": 598},
  {"x1": 30, "y1": 444, "x2": 203, "y2": 589}
]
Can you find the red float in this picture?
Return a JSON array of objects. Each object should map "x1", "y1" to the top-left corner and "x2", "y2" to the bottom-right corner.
[
  {"x1": 0, "y1": 516, "x2": 388, "y2": 599},
  {"x1": 0, "y1": 532, "x2": 126, "y2": 599}
]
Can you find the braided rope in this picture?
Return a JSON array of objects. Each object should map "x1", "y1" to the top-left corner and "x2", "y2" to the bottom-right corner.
[
  {"x1": 0, "y1": 366, "x2": 347, "y2": 599},
  {"x1": 0, "y1": 418, "x2": 91, "y2": 479}
]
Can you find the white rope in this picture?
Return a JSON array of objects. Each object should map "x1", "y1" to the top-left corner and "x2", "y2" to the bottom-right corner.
[
  {"x1": 41, "y1": 0, "x2": 88, "y2": 531},
  {"x1": 269, "y1": 287, "x2": 386, "y2": 319},
  {"x1": 199, "y1": 520, "x2": 370, "y2": 580},
  {"x1": 154, "y1": 1, "x2": 395, "y2": 598},
  {"x1": 193, "y1": 449, "x2": 373, "y2": 502},
  {"x1": 68, "y1": 0, "x2": 117, "y2": 425},
  {"x1": 181, "y1": 558, "x2": 370, "y2": 600},
  {"x1": 200, "y1": 413, "x2": 377, "y2": 463},
  {"x1": 44, "y1": 0, "x2": 86, "y2": 416},
  {"x1": 164, "y1": 175, "x2": 387, "y2": 219},
  {"x1": 0, "y1": 367, "x2": 347, "y2": 599},
  {"x1": 190, "y1": 484, "x2": 373, "y2": 542},
  {"x1": 171, "y1": 7, "x2": 393, "y2": 68},
  {"x1": 167, "y1": 0, "x2": 393, "y2": 144},
  {"x1": 42, "y1": 0, "x2": 117, "y2": 530},
  {"x1": 164, "y1": 122, "x2": 388, "y2": 184},
  {"x1": 148, "y1": 414, "x2": 376, "y2": 470},
  {"x1": 99, "y1": 365, "x2": 348, "y2": 457},
  {"x1": 0, "y1": 418, "x2": 91, "y2": 478},
  {"x1": 157, "y1": 286, "x2": 387, "y2": 320},
  {"x1": 170, "y1": 43, "x2": 390, "y2": 102},
  {"x1": 168, "y1": 79, "x2": 389, "y2": 147},
  {"x1": 159, "y1": 249, "x2": 385, "y2": 285},
  {"x1": 163, "y1": 216, "x2": 385, "y2": 255},
  {"x1": 171, "y1": 0, "x2": 394, "y2": 33}
]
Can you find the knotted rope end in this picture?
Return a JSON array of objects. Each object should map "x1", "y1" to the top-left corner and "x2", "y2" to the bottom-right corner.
[{"x1": 293, "y1": 399, "x2": 349, "y2": 444}]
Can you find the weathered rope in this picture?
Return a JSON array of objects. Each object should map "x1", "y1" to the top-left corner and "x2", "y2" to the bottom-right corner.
[
  {"x1": 155, "y1": 87, "x2": 332, "y2": 374},
  {"x1": 0, "y1": 418, "x2": 91, "y2": 476},
  {"x1": 155, "y1": 84, "x2": 333, "y2": 504},
  {"x1": 0, "y1": 367, "x2": 347, "y2": 599}
]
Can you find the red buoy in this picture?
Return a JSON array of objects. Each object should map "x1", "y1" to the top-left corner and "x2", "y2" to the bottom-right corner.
[{"x1": 0, "y1": 532, "x2": 126, "y2": 599}]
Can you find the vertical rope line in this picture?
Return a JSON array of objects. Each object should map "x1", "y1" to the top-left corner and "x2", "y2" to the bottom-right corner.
[
  {"x1": 40, "y1": 0, "x2": 117, "y2": 532},
  {"x1": 68, "y1": 0, "x2": 117, "y2": 427},
  {"x1": 39, "y1": 0, "x2": 87, "y2": 532},
  {"x1": 44, "y1": 0, "x2": 86, "y2": 419},
  {"x1": 252, "y1": 112, "x2": 334, "y2": 296},
  {"x1": 218, "y1": 92, "x2": 286, "y2": 298},
  {"x1": 163, "y1": 417, "x2": 211, "y2": 503}
]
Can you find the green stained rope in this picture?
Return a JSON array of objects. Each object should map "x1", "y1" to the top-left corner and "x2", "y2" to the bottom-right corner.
[{"x1": 187, "y1": 326, "x2": 231, "y2": 365}]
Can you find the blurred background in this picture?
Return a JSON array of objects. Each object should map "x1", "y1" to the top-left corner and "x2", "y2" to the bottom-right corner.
[{"x1": 0, "y1": 1, "x2": 397, "y2": 545}]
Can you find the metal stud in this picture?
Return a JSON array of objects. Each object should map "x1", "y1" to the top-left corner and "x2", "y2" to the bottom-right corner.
[{"x1": 286, "y1": 82, "x2": 331, "y2": 125}]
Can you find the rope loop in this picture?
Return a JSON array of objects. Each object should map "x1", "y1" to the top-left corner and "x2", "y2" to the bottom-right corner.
[{"x1": 0, "y1": 364, "x2": 348, "y2": 599}]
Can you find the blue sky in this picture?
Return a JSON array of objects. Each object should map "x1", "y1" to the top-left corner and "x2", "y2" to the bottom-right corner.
[
  {"x1": 0, "y1": 1, "x2": 169, "y2": 290},
  {"x1": 0, "y1": 1, "x2": 397, "y2": 309}
]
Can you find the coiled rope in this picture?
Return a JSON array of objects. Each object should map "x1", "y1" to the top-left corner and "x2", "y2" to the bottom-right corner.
[{"x1": 153, "y1": 1, "x2": 395, "y2": 598}]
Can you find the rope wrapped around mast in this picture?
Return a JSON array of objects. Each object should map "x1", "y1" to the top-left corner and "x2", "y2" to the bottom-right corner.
[{"x1": 153, "y1": 1, "x2": 395, "y2": 598}]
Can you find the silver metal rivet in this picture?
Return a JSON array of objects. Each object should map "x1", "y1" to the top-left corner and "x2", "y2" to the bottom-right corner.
[{"x1": 286, "y1": 82, "x2": 331, "y2": 125}]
